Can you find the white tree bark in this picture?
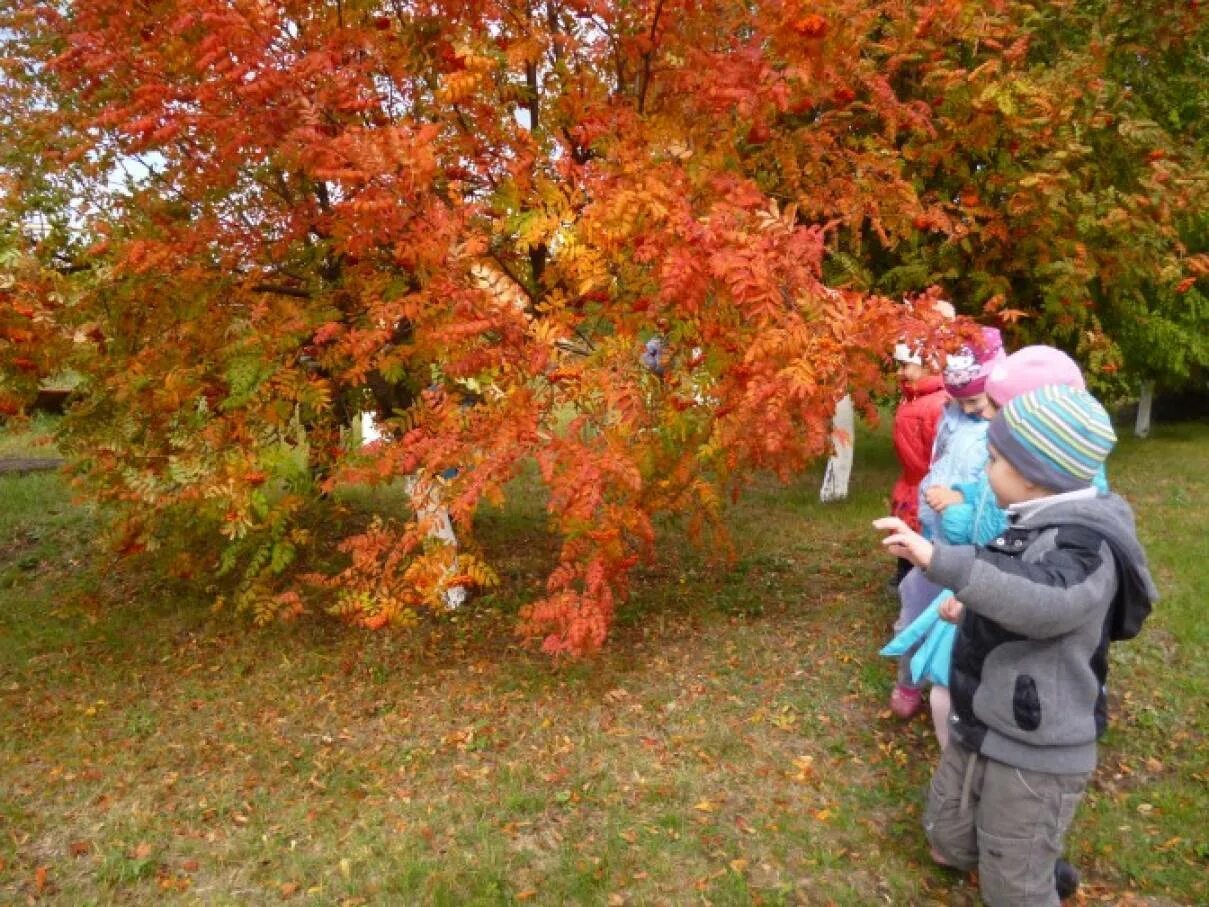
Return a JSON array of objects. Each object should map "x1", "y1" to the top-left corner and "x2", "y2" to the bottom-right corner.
[
  {"x1": 362, "y1": 411, "x2": 467, "y2": 608},
  {"x1": 1134, "y1": 381, "x2": 1155, "y2": 439},
  {"x1": 820, "y1": 394, "x2": 855, "y2": 503},
  {"x1": 359, "y1": 411, "x2": 383, "y2": 445}
]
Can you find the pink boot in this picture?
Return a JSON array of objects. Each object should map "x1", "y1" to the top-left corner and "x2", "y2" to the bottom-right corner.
[{"x1": 889, "y1": 684, "x2": 923, "y2": 719}]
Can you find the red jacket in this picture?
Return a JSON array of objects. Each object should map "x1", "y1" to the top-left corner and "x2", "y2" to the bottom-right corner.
[{"x1": 891, "y1": 375, "x2": 947, "y2": 531}]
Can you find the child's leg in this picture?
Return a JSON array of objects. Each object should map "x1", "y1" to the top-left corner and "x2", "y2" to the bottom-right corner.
[
  {"x1": 891, "y1": 569, "x2": 944, "y2": 715},
  {"x1": 975, "y1": 760, "x2": 1090, "y2": 906},
  {"x1": 922, "y1": 740, "x2": 982, "y2": 871},
  {"x1": 929, "y1": 686, "x2": 951, "y2": 750}
]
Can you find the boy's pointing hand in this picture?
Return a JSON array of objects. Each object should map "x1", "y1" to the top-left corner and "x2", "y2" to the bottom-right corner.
[{"x1": 873, "y1": 517, "x2": 934, "y2": 569}]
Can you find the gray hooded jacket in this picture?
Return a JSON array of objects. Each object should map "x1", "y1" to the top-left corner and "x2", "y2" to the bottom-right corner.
[{"x1": 927, "y1": 492, "x2": 1158, "y2": 774}]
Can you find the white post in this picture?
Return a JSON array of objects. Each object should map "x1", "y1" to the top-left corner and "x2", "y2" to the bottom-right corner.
[
  {"x1": 1134, "y1": 381, "x2": 1154, "y2": 439},
  {"x1": 820, "y1": 394, "x2": 855, "y2": 503}
]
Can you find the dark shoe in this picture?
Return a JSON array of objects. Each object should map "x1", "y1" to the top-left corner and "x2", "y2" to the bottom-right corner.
[{"x1": 1054, "y1": 859, "x2": 1079, "y2": 900}]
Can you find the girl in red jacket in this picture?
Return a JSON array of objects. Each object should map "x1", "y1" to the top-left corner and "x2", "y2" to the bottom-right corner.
[{"x1": 888, "y1": 342, "x2": 947, "y2": 588}]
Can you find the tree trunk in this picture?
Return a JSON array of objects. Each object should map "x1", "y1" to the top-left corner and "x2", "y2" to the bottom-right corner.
[
  {"x1": 1134, "y1": 380, "x2": 1154, "y2": 439},
  {"x1": 820, "y1": 394, "x2": 855, "y2": 503}
]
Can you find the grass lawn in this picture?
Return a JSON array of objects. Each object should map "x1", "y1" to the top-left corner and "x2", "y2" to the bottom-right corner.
[{"x1": 0, "y1": 414, "x2": 1205, "y2": 905}]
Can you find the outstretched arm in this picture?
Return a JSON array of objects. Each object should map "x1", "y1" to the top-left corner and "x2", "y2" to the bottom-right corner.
[{"x1": 926, "y1": 527, "x2": 1117, "y2": 638}]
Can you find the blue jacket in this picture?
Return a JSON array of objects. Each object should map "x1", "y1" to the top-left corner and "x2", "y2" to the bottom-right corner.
[
  {"x1": 941, "y1": 466, "x2": 1109, "y2": 546},
  {"x1": 918, "y1": 404, "x2": 989, "y2": 541}
]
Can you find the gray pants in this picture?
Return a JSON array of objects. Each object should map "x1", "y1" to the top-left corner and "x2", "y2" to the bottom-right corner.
[{"x1": 924, "y1": 740, "x2": 1089, "y2": 906}]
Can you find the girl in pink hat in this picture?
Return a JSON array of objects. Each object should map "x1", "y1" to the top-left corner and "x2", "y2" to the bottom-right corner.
[{"x1": 888, "y1": 327, "x2": 1006, "y2": 720}]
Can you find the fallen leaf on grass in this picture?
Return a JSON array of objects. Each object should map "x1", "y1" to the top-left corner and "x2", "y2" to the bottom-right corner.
[
  {"x1": 516, "y1": 890, "x2": 537, "y2": 900},
  {"x1": 69, "y1": 840, "x2": 91, "y2": 857},
  {"x1": 791, "y1": 755, "x2": 815, "y2": 782},
  {"x1": 694, "y1": 799, "x2": 717, "y2": 812},
  {"x1": 770, "y1": 712, "x2": 798, "y2": 731},
  {"x1": 132, "y1": 841, "x2": 153, "y2": 860},
  {"x1": 34, "y1": 866, "x2": 48, "y2": 893}
]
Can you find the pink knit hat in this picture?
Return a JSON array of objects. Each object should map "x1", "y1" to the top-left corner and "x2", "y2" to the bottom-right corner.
[
  {"x1": 943, "y1": 326, "x2": 1006, "y2": 398},
  {"x1": 984, "y1": 345, "x2": 1086, "y2": 406}
]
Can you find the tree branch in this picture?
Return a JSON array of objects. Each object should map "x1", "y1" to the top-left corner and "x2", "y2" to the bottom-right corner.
[
  {"x1": 636, "y1": 0, "x2": 665, "y2": 115},
  {"x1": 251, "y1": 283, "x2": 312, "y2": 299}
]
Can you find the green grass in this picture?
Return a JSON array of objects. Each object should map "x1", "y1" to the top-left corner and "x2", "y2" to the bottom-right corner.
[
  {"x1": 0, "y1": 413, "x2": 62, "y2": 459},
  {"x1": 0, "y1": 414, "x2": 1205, "y2": 905}
]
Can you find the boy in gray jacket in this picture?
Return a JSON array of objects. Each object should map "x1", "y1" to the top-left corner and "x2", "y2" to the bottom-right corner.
[{"x1": 875, "y1": 384, "x2": 1157, "y2": 906}]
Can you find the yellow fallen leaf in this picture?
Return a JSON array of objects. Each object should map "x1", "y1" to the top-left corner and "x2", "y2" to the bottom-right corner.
[
  {"x1": 729, "y1": 858, "x2": 748, "y2": 873},
  {"x1": 516, "y1": 890, "x2": 537, "y2": 901},
  {"x1": 694, "y1": 799, "x2": 716, "y2": 812},
  {"x1": 813, "y1": 808, "x2": 832, "y2": 822},
  {"x1": 771, "y1": 715, "x2": 798, "y2": 731},
  {"x1": 792, "y1": 755, "x2": 815, "y2": 782}
]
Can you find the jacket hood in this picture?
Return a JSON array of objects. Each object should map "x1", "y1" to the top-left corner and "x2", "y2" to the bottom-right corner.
[
  {"x1": 1015, "y1": 493, "x2": 1158, "y2": 640},
  {"x1": 900, "y1": 374, "x2": 945, "y2": 399}
]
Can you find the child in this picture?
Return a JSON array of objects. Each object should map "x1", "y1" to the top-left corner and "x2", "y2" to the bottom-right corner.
[
  {"x1": 890, "y1": 345, "x2": 1102, "y2": 744},
  {"x1": 918, "y1": 327, "x2": 1006, "y2": 540},
  {"x1": 875, "y1": 385, "x2": 1157, "y2": 906},
  {"x1": 931, "y1": 346, "x2": 1095, "y2": 543},
  {"x1": 887, "y1": 341, "x2": 947, "y2": 590},
  {"x1": 888, "y1": 327, "x2": 1004, "y2": 719}
]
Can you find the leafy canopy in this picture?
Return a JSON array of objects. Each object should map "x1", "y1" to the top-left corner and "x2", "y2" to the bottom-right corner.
[{"x1": 1, "y1": 0, "x2": 1200, "y2": 653}]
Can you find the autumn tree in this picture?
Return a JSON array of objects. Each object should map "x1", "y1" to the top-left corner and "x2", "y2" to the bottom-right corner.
[
  {"x1": 755, "y1": 0, "x2": 1208, "y2": 393},
  {"x1": 11, "y1": 0, "x2": 1186, "y2": 655}
]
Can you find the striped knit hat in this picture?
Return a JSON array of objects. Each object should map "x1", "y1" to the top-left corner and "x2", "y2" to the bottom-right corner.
[{"x1": 987, "y1": 385, "x2": 1116, "y2": 492}]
